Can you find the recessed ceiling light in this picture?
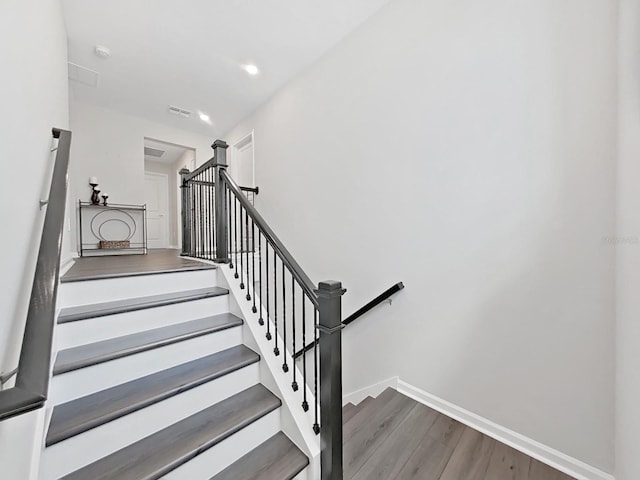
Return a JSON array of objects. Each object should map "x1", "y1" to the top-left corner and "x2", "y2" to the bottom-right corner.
[
  {"x1": 199, "y1": 113, "x2": 210, "y2": 122},
  {"x1": 244, "y1": 64, "x2": 259, "y2": 76}
]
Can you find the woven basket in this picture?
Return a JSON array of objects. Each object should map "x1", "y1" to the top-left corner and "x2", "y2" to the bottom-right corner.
[{"x1": 99, "y1": 240, "x2": 130, "y2": 249}]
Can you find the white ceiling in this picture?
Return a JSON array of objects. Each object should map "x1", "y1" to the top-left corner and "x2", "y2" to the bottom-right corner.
[
  {"x1": 61, "y1": 0, "x2": 392, "y2": 138},
  {"x1": 144, "y1": 138, "x2": 192, "y2": 165}
]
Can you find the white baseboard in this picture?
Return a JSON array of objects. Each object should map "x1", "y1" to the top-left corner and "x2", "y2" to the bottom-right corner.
[
  {"x1": 396, "y1": 380, "x2": 614, "y2": 480},
  {"x1": 58, "y1": 256, "x2": 75, "y2": 277},
  {"x1": 342, "y1": 376, "x2": 398, "y2": 406}
]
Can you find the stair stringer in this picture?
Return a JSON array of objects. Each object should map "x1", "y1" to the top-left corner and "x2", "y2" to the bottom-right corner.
[{"x1": 217, "y1": 266, "x2": 320, "y2": 480}]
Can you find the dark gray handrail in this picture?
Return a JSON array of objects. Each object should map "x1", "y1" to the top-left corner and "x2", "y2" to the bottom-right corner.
[
  {"x1": 293, "y1": 282, "x2": 405, "y2": 359},
  {"x1": 186, "y1": 179, "x2": 259, "y2": 195},
  {"x1": 220, "y1": 169, "x2": 319, "y2": 308},
  {"x1": 0, "y1": 128, "x2": 71, "y2": 421},
  {"x1": 182, "y1": 156, "x2": 215, "y2": 182},
  {"x1": 343, "y1": 282, "x2": 404, "y2": 326}
]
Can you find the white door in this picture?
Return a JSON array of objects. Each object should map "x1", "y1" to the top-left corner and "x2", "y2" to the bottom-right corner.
[{"x1": 144, "y1": 172, "x2": 169, "y2": 249}]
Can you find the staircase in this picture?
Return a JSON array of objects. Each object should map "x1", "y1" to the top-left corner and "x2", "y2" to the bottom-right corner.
[{"x1": 40, "y1": 263, "x2": 310, "y2": 479}]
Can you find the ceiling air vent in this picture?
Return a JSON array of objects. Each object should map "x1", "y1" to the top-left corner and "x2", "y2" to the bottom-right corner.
[
  {"x1": 68, "y1": 62, "x2": 100, "y2": 88},
  {"x1": 144, "y1": 147, "x2": 165, "y2": 158},
  {"x1": 168, "y1": 105, "x2": 191, "y2": 118}
]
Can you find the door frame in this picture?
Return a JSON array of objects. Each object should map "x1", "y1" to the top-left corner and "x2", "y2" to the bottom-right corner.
[
  {"x1": 229, "y1": 130, "x2": 255, "y2": 187},
  {"x1": 144, "y1": 171, "x2": 170, "y2": 249}
]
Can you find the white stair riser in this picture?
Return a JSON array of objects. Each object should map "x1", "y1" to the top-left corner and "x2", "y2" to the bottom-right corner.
[
  {"x1": 50, "y1": 327, "x2": 242, "y2": 404},
  {"x1": 59, "y1": 269, "x2": 219, "y2": 307},
  {"x1": 55, "y1": 295, "x2": 230, "y2": 349},
  {"x1": 163, "y1": 409, "x2": 281, "y2": 480},
  {"x1": 40, "y1": 364, "x2": 260, "y2": 480},
  {"x1": 293, "y1": 468, "x2": 309, "y2": 480}
]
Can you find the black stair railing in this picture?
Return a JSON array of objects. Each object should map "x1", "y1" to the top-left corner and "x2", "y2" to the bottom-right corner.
[
  {"x1": 0, "y1": 128, "x2": 72, "y2": 421},
  {"x1": 180, "y1": 140, "x2": 345, "y2": 480}
]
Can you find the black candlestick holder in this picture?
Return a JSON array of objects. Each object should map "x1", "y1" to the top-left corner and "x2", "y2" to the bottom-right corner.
[
  {"x1": 102, "y1": 195, "x2": 109, "y2": 206},
  {"x1": 90, "y1": 183, "x2": 101, "y2": 205}
]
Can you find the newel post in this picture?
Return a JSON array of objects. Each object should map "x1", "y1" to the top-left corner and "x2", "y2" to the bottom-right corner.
[
  {"x1": 212, "y1": 140, "x2": 229, "y2": 263},
  {"x1": 317, "y1": 280, "x2": 346, "y2": 480},
  {"x1": 179, "y1": 168, "x2": 191, "y2": 256}
]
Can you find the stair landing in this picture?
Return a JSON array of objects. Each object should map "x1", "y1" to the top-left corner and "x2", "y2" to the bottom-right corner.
[{"x1": 62, "y1": 249, "x2": 214, "y2": 283}]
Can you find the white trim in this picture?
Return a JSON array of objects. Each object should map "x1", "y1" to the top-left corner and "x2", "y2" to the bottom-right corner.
[
  {"x1": 396, "y1": 380, "x2": 614, "y2": 480},
  {"x1": 58, "y1": 256, "x2": 75, "y2": 277},
  {"x1": 342, "y1": 376, "x2": 398, "y2": 406}
]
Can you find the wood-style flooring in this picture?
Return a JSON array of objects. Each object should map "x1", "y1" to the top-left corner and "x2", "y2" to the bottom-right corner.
[
  {"x1": 344, "y1": 388, "x2": 575, "y2": 480},
  {"x1": 62, "y1": 249, "x2": 214, "y2": 282}
]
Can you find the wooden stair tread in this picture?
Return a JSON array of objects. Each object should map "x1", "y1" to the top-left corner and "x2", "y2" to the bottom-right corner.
[
  {"x1": 47, "y1": 345, "x2": 259, "y2": 446},
  {"x1": 53, "y1": 313, "x2": 242, "y2": 375},
  {"x1": 61, "y1": 263, "x2": 216, "y2": 283},
  {"x1": 210, "y1": 432, "x2": 308, "y2": 480},
  {"x1": 58, "y1": 286, "x2": 228, "y2": 323},
  {"x1": 61, "y1": 384, "x2": 281, "y2": 480}
]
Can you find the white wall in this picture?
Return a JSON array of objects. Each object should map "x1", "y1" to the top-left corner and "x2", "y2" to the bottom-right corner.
[
  {"x1": 616, "y1": 1, "x2": 640, "y2": 479},
  {"x1": 68, "y1": 100, "x2": 214, "y2": 253},
  {"x1": 0, "y1": 0, "x2": 69, "y2": 369},
  {"x1": 226, "y1": 0, "x2": 616, "y2": 473},
  {"x1": 0, "y1": 0, "x2": 69, "y2": 476}
]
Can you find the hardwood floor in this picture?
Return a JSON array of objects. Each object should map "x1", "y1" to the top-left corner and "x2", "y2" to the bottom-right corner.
[
  {"x1": 62, "y1": 249, "x2": 214, "y2": 282},
  {"x1": 344, "y1": 389, "x2": 576, "y2": 480}
]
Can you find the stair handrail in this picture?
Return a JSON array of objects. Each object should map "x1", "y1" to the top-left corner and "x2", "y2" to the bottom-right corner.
[
  {"x1": 293, "y1": 282, "x2": 405, "y2": 360},
  {"x1": 0, "y1": 128, "x2": 72, "y2": 422},
  {"x1": 342, "y1": 282, "x2": 404, "y2": 326}
]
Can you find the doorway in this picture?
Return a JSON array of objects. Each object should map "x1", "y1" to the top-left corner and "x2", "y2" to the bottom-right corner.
[{"x1": 144, "y1": 138, "x2": 196, "y2": 249}]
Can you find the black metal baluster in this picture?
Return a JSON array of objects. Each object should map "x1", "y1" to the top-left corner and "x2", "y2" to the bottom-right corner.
[
  {"x1": 251, "y1": 221, "x2": 257, "y2": 312},
  {"x1": 291, "y1": 278, "x2": 297, "y2": 391},
  {"x1": 203, "y1": 173, "x2": 206, "y2": 258},
  {"x1": 258, "y1": 230, "x2": 263, "y2": 325},
  {"x1": 191, "y1": 180, "x2": 195, "y2": 256},
  {"x1": 208, "y1": 167, "x2": 214, "y2": 259},
  {"x1": 245, "y1": 209, "x2": 250, "y2": 299},
  {"x1": 302, "y1": 296, "x2": 308, "y2": 411},
  {"x1": 313, "y1": 307, "x2": 320, "y2": 434},
  {"x1": 211, "y1": 167, "x2": 219, "y2": 260},
  {"x1": 204, "y1": 172, "x2": 209, "y2": 258},
  {"x1": 199, "y1": 178, "x2": 204, "y2": 258},
  {"x1": 239, "y1": 205, "x2": 245, "y2": 289},
  {"x1": 193, "y1": 180, "x2": 197, "y2": 257},
  {"x1": 227, "y1": 188, "x2": 233, "y2": 269},
  {"x1": 233, "y1": 197, "x2": 238, "y2": 278},
  {"x1": 190, "y1": 184, "x2": 195, "y2": 256},
  {"x1": 265, "y1": 240, "x2": 271, "y2": 340},
  {"x1": 273, "y1": 250, "x2": 279, "y2": 356},
  {"x1": 205, "y1": 170, "x2": 209, "y2": 258},
  {"x1": 196, "y1": 176, "x2": 200, "y2": 258},
  {"x1": 282, "y1": 263, "x2": 288, "y2": 372}
]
